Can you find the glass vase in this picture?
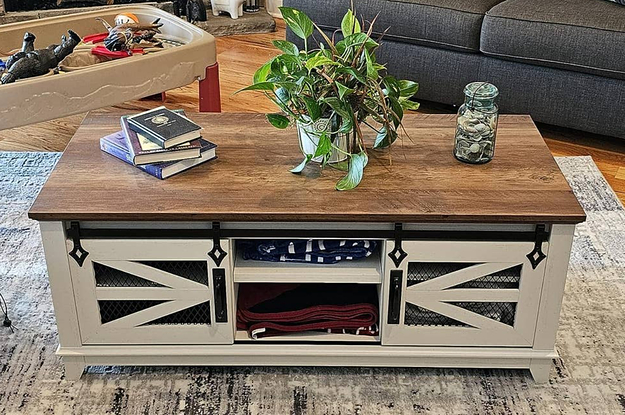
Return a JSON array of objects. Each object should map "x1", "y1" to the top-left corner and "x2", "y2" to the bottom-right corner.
[{"x1": 454, "y1": 82, "x2": 499, "y2": 164}]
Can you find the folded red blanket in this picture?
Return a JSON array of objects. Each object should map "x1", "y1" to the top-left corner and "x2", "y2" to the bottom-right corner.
[{"x1": 237, "y1": 283, "x2": 379, "y2": 339}]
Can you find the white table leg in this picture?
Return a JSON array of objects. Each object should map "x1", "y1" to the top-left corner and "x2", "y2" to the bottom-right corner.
[
  {"x1": 529, "y1": 358, "x2": 552, "y2": 384},
  {"x1": 63, "y1": 356, "x2": 86, "y2": 381}
]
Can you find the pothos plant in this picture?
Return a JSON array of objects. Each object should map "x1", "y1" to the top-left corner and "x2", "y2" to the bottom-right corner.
[{"x1": 239, "y1": 6, "x2": 419, "y2": 190}]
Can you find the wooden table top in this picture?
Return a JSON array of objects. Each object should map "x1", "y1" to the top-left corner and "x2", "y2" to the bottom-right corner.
[{"x1": 28, "y1": 112, "x2": 585, "y2": 224}]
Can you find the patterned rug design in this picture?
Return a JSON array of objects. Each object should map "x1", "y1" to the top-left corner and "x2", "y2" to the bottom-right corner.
[{"x1": 1, "y1": 153, "x2": 624, "y2": 414}]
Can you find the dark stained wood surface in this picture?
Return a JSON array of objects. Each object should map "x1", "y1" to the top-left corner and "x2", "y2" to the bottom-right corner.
[{"x1": 28, "y1": 112, "x2": 586, "y2": 223}]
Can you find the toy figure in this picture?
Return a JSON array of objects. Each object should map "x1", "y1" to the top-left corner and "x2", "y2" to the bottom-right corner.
[
  {"x1": 5, "y1": 32, "x2": 36, "y2": 70},
  {"x1": 114, "y1": 13, "x2": 139, "y2": 26},
  {"x1": 173, "y1": 0, "x2": 188, "y2": 18},
  {"x1": 1, "y1": 30, "x2": 81, "y2": 84},
  {"x1": 97, "y1": 17, "x2": 163, "y2": 52},
  {"x1": 187, "y1": 0, "x2": 208, "y2": 23}
]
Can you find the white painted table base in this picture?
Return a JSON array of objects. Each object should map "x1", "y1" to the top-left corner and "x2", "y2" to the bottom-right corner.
[{"x1": 39, "y1": 221, "x2": 575, "y2": 383}]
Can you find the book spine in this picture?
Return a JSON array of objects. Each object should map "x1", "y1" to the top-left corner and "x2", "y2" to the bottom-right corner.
[
  {"x1": 120, "y1": 116, "x2": 138, "y2": 164},
  {"x1": 127, "y1": 118, "x2": 166, "y2": 147},
  {"x1": 137, "y1": 164, "x2": 164, "y2": 180},
  {"x1": 100, "y1": 139, "x2": 133, "y2": 165},
  {"x1": 100, "y1": 139, "x2": 164, "y2": 180}
]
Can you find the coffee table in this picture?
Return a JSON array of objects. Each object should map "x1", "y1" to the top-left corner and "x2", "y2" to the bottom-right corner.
[{"x1": 29, "y1": 112, "x2": 585, "y2": 382}]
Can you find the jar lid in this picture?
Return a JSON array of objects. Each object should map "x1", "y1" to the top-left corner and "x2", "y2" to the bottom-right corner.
[{"x1": 464, "y1": 82, "x2": 499, "y2": 100}]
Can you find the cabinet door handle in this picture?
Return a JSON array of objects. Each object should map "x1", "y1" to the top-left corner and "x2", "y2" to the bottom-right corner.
[
  {"x1": 212, "y1": 268, "x2": 228, "y2": 323},
  {"x1": 388, "y1": 270, "x2": 402, "y2": 325}
]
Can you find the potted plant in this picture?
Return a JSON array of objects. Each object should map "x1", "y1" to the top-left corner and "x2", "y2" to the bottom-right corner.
[{"x1": 239, "y1": 5, "x2": 419, "y2": 190}]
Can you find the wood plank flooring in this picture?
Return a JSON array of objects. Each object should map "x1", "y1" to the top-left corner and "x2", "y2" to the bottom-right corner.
[{"x1": 1, "y1": 19, "x2": 624, "y2": 203}]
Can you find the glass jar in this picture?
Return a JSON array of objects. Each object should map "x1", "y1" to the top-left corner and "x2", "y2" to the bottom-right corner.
[{"x1": 454, "y1": 82, "x2": 499, "y2": 164}]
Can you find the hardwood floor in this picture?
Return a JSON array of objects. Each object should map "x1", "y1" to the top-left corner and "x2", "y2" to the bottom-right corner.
[{"x1": 1, "y1": 19, "x2": 624, "y2": 203}]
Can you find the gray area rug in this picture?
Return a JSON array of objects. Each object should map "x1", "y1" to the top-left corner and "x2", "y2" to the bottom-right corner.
[{"x1": 1, "y1": 153, "x2": 624, "y2": 414}]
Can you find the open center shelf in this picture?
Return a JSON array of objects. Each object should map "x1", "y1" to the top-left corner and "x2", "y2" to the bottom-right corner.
[{"x1": 233, "y1": 242, "x2": 383, "y2": 284}]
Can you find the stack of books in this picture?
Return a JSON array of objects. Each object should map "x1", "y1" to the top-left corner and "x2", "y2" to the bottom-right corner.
[{"x1": 100, "y1": 106, "x2": 217, "y2": 179}]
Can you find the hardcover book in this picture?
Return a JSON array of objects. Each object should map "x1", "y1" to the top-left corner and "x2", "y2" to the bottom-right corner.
[
  {"x1": 121, "y1": 115, "x2": 201, "y2": 165},
  {"x1": 127, "y1": 106, "x2": 202, "y2": 148},
  {"x1": 100, "y1": 131, "x2": 217, "y2": 180}
]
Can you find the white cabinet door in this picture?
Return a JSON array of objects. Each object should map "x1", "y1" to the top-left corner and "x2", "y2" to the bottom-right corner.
[
  {"x1": 382, "y1": 240, "x2": 547, "y2": 347},
  {"x1": 69, "y1": 239, "x2": 234, "y2": 345}
]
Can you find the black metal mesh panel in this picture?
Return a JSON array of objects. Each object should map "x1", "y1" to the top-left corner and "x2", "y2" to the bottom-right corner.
[
  {"x1": 98, "y1": 300, "x2": 165, "y2": 324},
  {"x1": 407, "y1": 262, "x2": 478, "y2": 287},
  {"x1": 455, "y1": 265, "x2": 522, "y2": 289},
  {"x1": 137, "y1": 261, "x2": 208, "y2": 286},
  {"x1": 404, "y1": 303, "x2": 469, "y2": 327},
  {"x1": 143, "y1": 301, "x2": 211, "y2": 326},
  {"x1": 449, "y1": 302, "x2": 517, "y2": 326},
  {"x1": 94, "y1": 262, "x2": 165, "y2": 288}
]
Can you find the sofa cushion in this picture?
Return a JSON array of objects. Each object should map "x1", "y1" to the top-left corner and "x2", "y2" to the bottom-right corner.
[
  {"x1": 283, "y1": 0, "x2": 506, "y2": 52},
  {"x1": 481, "y1": 0, "x2": 625, "y2": 80}
]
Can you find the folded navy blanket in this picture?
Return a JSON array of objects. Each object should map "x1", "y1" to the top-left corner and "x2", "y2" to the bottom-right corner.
[{"x1": 239, "y1": 239, "x2": 377, "y2": 264}]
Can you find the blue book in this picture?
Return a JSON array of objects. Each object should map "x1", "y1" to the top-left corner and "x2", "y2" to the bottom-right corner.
[{"x1": 100, "y1": 131, "x2": 217, "y2": 180}]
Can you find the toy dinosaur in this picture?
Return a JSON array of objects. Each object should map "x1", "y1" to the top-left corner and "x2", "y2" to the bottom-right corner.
[
  {"x1": 1, "y1": 30, "x2": 81, "y2": 84},
  {"x1": 96, "y1": 17, "x2": 163, "y2": 52},
  {"x1": 5, "y1": 32, "x2": 36, "y2": 70}
]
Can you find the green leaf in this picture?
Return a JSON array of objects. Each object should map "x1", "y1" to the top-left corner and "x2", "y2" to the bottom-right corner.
[
  {"x1": 373, "y1": 126, "x2": 397, "y2": 149},
  {"x1": 236, "y1": 82, "x2": 275, "y2": 93},
  {"x1": 302, "y1": 96, "x2": 322, "y2": 121},
  {"x1": 305, "y1": 55, "x2": 337, "y2": 71},
  {"x1": 291, "y1": 154, "x2": 313, "y2": 174},
  {"x1": 253, "y1": 59, "x2": 274, "y2": 84},
  {"x1": 335, "y1": 67, "x2": 366, "y2": 84},
  {"x1": 280, "y1": 7, "x2": 314, "y2": 40},
  {"x1": 389, "y1": 96, "x2": 404, "y2": 127},
  {"x1": 365, "y1": 49, "x2": 378, "y2": 79},
  {"x1": 336, "y1": 152, "x2": 368, "y2": 191},
  {"x1": 329, "y1": 160, "x2": 349, "y2": 171},
  {"x1": 398, "y1": 80, "x2": 419, "y2": 98},
  {"x1": 319, "y1": 47, "x2": 332, "y2": 59},
  {"x1": 272, "y1": 40, "x2": 299, "y2": 56},
  {"x1": 349, "y1": 33, "x2": 378, "y2": 50},
  {"x1": 271, "y1": 54, "x2": 302, "y2": 75},
  {"x1": 313, "y1": 132, "x2": 332, "y2": 158},
  {"x1": 336, "y1": 33, "x2": 377, "y2": 56},
  {"x1": 266, "y1": 113, "x2": 290, "y2": 129},
  {"x1": 401, "y1": 99, "x2": 420, "y2": 111},
  {"x1": 341, "y1": 9, "x2": 361, "y2": 36},
  {"x1": 336, "y1": 82, "x2": 354, "y2": 100},
  {"x1": 275, "y1": 87, "x2": 290, "y2": 104},
  {"x1": 322, "y1": 97, "x2": 353, "y2": 132},
  {"x1": 373, "y1": 126, "x2": 388, "y2": 149},
  {"x1": 383, "y1": 76, "x2": 401, "y2": 99}
]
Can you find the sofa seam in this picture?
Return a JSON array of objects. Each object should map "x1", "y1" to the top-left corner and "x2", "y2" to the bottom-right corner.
[
  {"x1": 386, "y1": 1, "x2": 492, "y2": 17},
  {"x1": 483, "y1": 14, "x2": 625, "y2": 35},
  {"x1": 315, "y1": 24, "x2": 478, "y2": 52},
  {"x1": 480, "y1": 50, "x2": 625, "y2": 78}
]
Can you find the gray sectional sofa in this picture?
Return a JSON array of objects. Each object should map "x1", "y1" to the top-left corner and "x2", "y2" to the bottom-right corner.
[{"x1": 284, "y1": 0, "x2": 625, "y2": 139}]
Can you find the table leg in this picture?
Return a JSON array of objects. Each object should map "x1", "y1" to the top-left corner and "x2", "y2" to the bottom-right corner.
[
  {"x1": 529, "y1": 359, "x2": 552, "y2": 384},
  {"x1": 63, "y1": 356, "x2": 85, "y2": 381},
  {"x1": 199, "y1": 62, "x2": 222, "y2": 112}
]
